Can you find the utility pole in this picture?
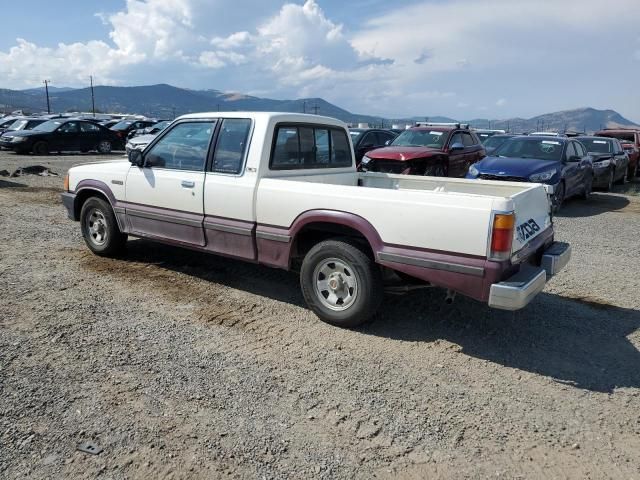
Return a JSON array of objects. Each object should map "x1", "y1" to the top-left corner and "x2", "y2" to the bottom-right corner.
[
  {"x1": 43, "y1": 79, "x2": 51, "y2": 114},
  {"x1": 172, "y1": 107, "x2": 176, "y2": 119},
  {"x1": 216, "y1": 103, "x2": 220, "y2": 112},
  {"x1": 90, "y1": 75, "x2": 96, "y2": 117},
  {"x1": 303, "y1": 101, "x2": 307, "y2": 114}
]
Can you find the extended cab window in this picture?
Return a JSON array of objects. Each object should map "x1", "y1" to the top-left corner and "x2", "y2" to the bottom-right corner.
[
  {"x1": 271, "y1": 125, "x2": 352, "y2": 170},
  {"x1": 212, "y1": 118, "x2": 252, "y2": 174},
  {"x1": 145, "y1": 121, "x2": 214, "y2": 171}
]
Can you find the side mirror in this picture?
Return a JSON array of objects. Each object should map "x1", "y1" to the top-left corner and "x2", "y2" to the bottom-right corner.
[
  {"x1": 449, "y1": 142, "x2": 464, "y2": 151},
  {"x1": 567, "y1": 155, "x2": 581, "y2": 162},
  {"x1": 128, "y1": 149, "x2": 144, "y2": 167}
]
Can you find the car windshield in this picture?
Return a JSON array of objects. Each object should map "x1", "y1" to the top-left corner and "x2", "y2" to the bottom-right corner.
[
  {"x1": 7, "y1": 119, "x2": 28, "y2": 131},
  {"x1": 112, "y1": 120, "x2": 134, "y2": 130},
  {"x1": 155, "y1": 121, "x2": 170, "y2": 130},
  {"x1": 579, "y1": 138, "x2": 612, "y2": 154},
  {"x1": 493, "y1": 138, "x2": 564, "y2": 161},
  {"x1": 391, "y1": 129, "x2": 447, "y2": 149},
  {"x1": 349, "y1": 131, "x2": 362, "y2": 141},
  {"x1": 33, "y1": 120, "x2": 63, "y2": 132},
  {"x1": 484, "y1": 136, "x2": 511, "y2": 149}
]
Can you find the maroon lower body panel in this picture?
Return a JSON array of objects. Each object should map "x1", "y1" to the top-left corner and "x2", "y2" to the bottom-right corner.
[
  {"x1": 203, "y1": 215, "x2": 257, "y2": 261},
  {"x1": 123, "y1": 202, "x2": 206, "y2": 247}
]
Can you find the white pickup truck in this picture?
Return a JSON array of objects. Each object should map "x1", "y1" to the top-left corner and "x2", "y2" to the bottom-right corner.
[{"x1": 61, "y1": 112, "x2": 570, "y2": 327}]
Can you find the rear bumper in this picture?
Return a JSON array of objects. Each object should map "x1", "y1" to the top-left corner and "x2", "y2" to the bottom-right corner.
[
  {"x1": 60, "y1": 192, "x2": 76, "y2": 220},
  {"x1": 489, "y1": 241, "x2": 571, "y2": 310}
]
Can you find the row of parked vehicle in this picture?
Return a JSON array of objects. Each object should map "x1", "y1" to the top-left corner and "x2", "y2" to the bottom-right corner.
[
  {"x1": 354, "y1": 123, "x2": 640, "y2": 211},
  {"x1": 0, "y1": 113, "x2": 168, "y2": 155}
]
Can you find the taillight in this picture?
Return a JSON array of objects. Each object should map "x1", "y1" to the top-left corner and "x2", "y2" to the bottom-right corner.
[{"x1": 490, "y1": 213, "x2": 515, "y2": 260}]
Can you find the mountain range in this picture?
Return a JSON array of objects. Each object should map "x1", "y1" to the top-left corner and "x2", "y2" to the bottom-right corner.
[{"x1": 0, "y1": 83, "x2": 637, "y2": 133}]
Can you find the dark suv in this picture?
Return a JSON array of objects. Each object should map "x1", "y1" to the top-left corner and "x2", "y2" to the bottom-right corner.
[
  {"x1": 594, "y1": 128, "x2": 639, "y2": 178},
  {"x1": 358, "y1": 123, "x2": 486, "y2": 177}
]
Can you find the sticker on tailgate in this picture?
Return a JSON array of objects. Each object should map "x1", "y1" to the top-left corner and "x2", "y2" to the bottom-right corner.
[{"x1": 516, "y1": 218, "x2": 541, "y2": 242}]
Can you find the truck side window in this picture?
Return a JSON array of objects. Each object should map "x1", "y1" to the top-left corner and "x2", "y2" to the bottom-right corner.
[
  {"x1": 145, "y1": 121, "x2": 214, "y2": 171},
  {"x1": 271, "y1": 125, "x2": 352, "y2": 169},
  {"x1": 212, "y1": 118, "x2": 252, "y2": 174}
]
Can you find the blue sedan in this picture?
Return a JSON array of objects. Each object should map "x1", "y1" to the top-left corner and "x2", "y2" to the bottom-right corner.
[{"x1": 466, "y1": 136, "x2": 593, "y2": 211}]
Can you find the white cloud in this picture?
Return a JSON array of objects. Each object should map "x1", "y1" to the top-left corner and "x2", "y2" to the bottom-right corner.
[{"x1": 496, "y1": 98, "x2": 507, "y2": 107}]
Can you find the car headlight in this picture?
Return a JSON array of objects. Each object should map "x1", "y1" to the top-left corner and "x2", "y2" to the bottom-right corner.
[
  {"x1": 125, "y1": 142, "x2": 133, "y2": 150},
  {"x1": 594, "y1": 159, "x2": 610, "y2": 167},
  {"x1": 468, "y1": 164, "x2": 479, "y2": 177},
  {"x1": 11, "y1": 136, "x2": 26, "y2": 143},
  {"x1": 361, "y1": 155, "x2": 371, "y2": 165},
  {"x1": 529, "y1": 169, "x2": 557, "y2": 182},
  {"x1": 136, "y1": 143, "x2": 148, "y2": 151}
]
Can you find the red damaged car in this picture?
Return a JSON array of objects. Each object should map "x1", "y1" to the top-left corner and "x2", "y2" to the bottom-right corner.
[
  {"x1": 358, "y1": 123, "x2": 486, "y2": 177},
  {"x1": 595, "y1": 128, "x2": 640, "y2": 178}
]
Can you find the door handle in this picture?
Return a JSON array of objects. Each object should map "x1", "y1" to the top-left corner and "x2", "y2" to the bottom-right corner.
[{"x1": 181, "y1": 180, "x2": 195, "y2": 188}]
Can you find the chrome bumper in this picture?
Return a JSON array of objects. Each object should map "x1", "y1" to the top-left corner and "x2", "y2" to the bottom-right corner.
[{"x1": 489, "y1": 241, "x2": 571, "y2": 311}]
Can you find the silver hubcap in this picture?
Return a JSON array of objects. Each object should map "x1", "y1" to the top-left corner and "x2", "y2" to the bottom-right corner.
[
  {"x1": 87, "y1": 209, "x2": 108, "y2": 246},
  {"x1": 313, "y1": 258, "x2": 358, "y2": 311},
  {"x1": 99, "y1": 141, "x2": 111, "y2": 152}
]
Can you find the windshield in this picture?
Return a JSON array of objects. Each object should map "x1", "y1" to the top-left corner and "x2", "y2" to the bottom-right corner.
[
  {"x1": 579, "y1": 138, "x2": 612, "y2": 154},
  {"x1": 391, "y1": 129, "x2": 447, "y2": 149},
  {"x1": 34, "y1": 120, "x2": 63, "y2": 132},
  {"x1": 7, "y1": 119, "x2": 28, "y2": 131},
  {"x1": 349, "y1": 131, "x2": 362, "y2": 141},
  {"x1": 154, "y1": 121, "x2": 170, "y2": 130},
  {"x1": 484, "y1": 136, "x2": 511, "y2": 149},
  {"x1": 494, "y1": 137, "x2": 564, "y2": 161},
  {"x1": 112, "y1": 120, "x2": 134, "y2": 130}
]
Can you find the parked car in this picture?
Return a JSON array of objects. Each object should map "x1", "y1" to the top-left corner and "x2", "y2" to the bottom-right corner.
[
  {"x1": 0, "y1": 116, "x2": 22, "y2": 134},
  {"x1": 349, "y1": 128, "x2": 397, "y2": 165},
  {"x1": 466, "y1": 136, "x2": 593, "y2": 211},
  {"x1": 359, "y1": 123, "x2": 486, "y2": 177},
  {"x1": 60, "y1": 112, "x2": 569, "y2": 327},
  {"x1": 128, "y1": 120, "x2": 171, "y2": 139},
  {"x1": 0, "y1": 119, "x2": 120, "y2": 154},
  {"x1": 473, "y1": 129, "x2": 506, "y2": 143},
  {"x1": 125, "y1": 133, "x2": 157, "y2": 155},
  {"x1": 621, "y1": 141, "x2": 639, "y2": 174},
  {"x1": 594, "y1": 128, "x2": 640, "y2": 178},
  {"x1": 528, "y1": 132, "x2": 565, "y2": 137},
  {"x1": 576, "y1": 136, "x2": 629, "y2": 190},
  {"x1": 1, "y1": 117, "x2": 47, "y2": 135},
  {"x1": 482, "y1": 134, "x2": 516, "y2": 155},
  {"x1": 99, "y1": 119, "x2": 120, "y2": 129},
  {"x1": 110, "y1": 119, "x2": 157, "y2": 145}
]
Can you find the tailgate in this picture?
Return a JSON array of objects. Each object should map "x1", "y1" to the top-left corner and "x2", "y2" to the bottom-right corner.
[{"x1": 509, "y1": 184, "x2": 553, "y2": 254}]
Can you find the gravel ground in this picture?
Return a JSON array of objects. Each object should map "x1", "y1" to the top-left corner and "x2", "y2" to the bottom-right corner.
[{"x1": 1, "y1": 150, "x2": 639, "y2": 479}]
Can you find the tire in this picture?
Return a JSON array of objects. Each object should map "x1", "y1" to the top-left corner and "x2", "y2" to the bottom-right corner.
[
  {"x1": 80, "y1": 197, "x2": 127, "y2": 256},
  {"x1": 424, "y1": 162, "x2": 447, "y2": 177},
  {"x1": 581, "y1": 175, "x2": 593, "y2": 200},
  {"x1": 552, "y1": 181, "x2": 565, "y2": 212},
  {"x1": 97, "y1": 140, "x2": 112, "y2": 154},
  {"x1": 605, "y1": 169, "x2": 614, "y2": 192},
  {"x1": 300, "y1": 239, "x2": 383, "y2": 328},
  {"x1": 632, "y1": 162, "x2": 638, "y2": 179},
  {"x1": 33, "y1": 141, "x2": 49, "y2": 155}
]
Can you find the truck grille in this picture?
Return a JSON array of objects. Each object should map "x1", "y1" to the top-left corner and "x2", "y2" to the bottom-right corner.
[{"x1": 478, "y1": 174, "x2": 527, "y2": 182}]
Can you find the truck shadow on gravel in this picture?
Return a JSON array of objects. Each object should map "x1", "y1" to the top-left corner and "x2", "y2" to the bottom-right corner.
[
  {"x1": 0, "y1": 179, "x2": 28, "y2": 188},
  {"x1": 366, "y1": 291, "x2": 640, "y2": 394},
  {"x1": 120, "y1": 239, "x2": 640, "y2": 394}
]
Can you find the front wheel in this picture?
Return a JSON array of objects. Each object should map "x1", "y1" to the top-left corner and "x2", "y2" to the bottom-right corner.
[
  {"x1": 616, "y1": 168, "x2": 628, "y2": 185},
  {"x1": 300, "y1": 239, "x2": 383, "y2": 328},
  {"x1": 552, "y1": 181, "x2": 565, "y2": 212},
  {"x1": 424, "y1": 162, "x2": 446, "y2": 177},
  {"x1": 605, "y1": 169, "x2": 614, "y2": 192},
  {"x1": 80, "y1": 197, "x2": 127, "y2": 256},
  {"x1": 33, "y1": 141, "x2": 49, "y2": 155}
]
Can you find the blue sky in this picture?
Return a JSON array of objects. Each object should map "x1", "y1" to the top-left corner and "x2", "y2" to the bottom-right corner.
[{"x1": 1, "y1": 0, "x2": 639, "y2": 122}]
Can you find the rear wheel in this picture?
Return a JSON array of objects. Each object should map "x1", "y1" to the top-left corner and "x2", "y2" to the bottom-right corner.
[
  {"x1": 300, "y1": 239, "x2": 383, "y2": 328},
  {"x1": 33, "y1": 141, "x2": 49, "y2": 155},
  {"x1": 97, "y1": 140, "x2": 112, "y2": 154},
  {"x1": 616, "y1": 169, "x2": 628, "y2": 185},
  {"x1": 80, "y1": 197, "x2": 127, "y2": 256}
]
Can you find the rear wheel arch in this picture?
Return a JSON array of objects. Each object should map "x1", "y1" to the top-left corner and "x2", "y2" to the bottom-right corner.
[{"x1": 289, "y1": 211, "x2": 384, "y2": 262}]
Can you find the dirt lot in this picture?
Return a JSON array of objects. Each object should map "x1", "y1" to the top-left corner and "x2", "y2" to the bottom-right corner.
[{"x1": 1, "y1": 150, "x2": 639, "y2": 479}]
